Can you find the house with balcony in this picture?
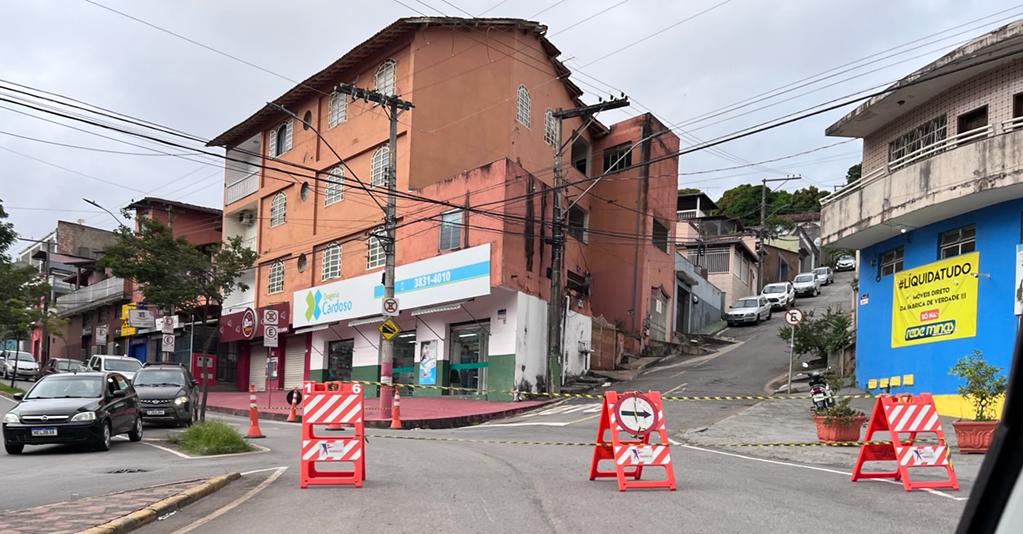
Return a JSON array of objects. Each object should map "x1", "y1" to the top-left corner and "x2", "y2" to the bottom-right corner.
[
  {"x1": 820, "y1": 20, "x2": 1023, "y2": 415},
  {"x1": 207, "y1": 17, "x2": 680, "y2": 397},
  {"x1": 676, "y1": 209, "x2": 758, "y2": 308}
]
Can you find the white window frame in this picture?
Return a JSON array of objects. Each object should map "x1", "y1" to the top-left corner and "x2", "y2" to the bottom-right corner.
[
  {"x1": 516, "y1": 85, "x2": 531, "y2": 127},
  {"x1": 268, "y1": 120, "x2": 293, "y2": 158},
  {"x1": 544, "y1": 109, "x2": 556, "y2": 145},
  {"x1": 328, "y1": 92, "x2": 347, "y2": 128},
  {"x1": 371, "y1": 145, "x2": 389, "y2": 187},
  {"x1": 439, "y1": 210, "x2": 463, "y2": 250},
  {"x1": 269, "y1": 192, "x2": 286, "y2": 227},
  {"x1": 321, "y1": 242, "x2": 342, "y2": 281},
  {"x1": 375, "y1": 59, "x2": 397, "y2": 96},
  {"x1": 268, "y1": 261, "x2": 284, "y2": 294},
  {"x1": 367, "y1": 229, "x2": 385, "y2": 270},
  {"x1": 324, "y1": 166, "x2": 344, "y2": 205}
]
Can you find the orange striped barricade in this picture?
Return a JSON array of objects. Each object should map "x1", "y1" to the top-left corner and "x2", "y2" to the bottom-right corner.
[
  {"x1": 851, "y1": 393, "x2": 959, "y2": 491},
  {"x1": 589, "y1": 391, "x2": 677, "y2": 492},
  {"x1": 299, "y1": 381, "x2": 365, "y2": 488}
]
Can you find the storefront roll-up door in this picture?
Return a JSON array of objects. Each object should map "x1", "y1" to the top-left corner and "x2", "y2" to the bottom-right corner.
[
  {"x1": 284, "y1": 335, "x2": 305, "y2": 390},
  {"x1": 250, "y1": 346, "x2": 267, "y2": 392}
]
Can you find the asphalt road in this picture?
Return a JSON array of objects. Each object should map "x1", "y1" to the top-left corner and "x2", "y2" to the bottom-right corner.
[{"x1": 2, "y1": 271, "x2": 974, "y2": 533}]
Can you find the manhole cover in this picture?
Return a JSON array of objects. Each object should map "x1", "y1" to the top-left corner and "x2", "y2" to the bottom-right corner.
[{"x1": 107, "y1": 468, "x2": 149, "y2": 474}]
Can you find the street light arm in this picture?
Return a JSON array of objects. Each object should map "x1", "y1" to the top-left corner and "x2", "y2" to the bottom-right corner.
[{"x1": 83, "y1": 198, "x2": 125, "y2": 227}]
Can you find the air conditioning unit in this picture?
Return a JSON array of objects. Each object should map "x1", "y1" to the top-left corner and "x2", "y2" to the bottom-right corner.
[{"x1": 238, "y1": 211, "x2": 255, "y2": 226}]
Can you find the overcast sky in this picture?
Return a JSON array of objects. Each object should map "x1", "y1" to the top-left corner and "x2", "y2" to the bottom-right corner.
[{"x1": 2, "y1": 0, "x2": 1020, "y2": 248}]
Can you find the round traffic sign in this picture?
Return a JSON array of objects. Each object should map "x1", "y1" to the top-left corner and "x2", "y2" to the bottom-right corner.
[
  {"x1": 286, "y1": 389, "x2": 303, "y2": 405},
  {"x1": 784, "y1": 309, "x2": 804, "y2": 326},
  {"x1": 614, "y1": 392, "x2": 659, "y2": 436}
]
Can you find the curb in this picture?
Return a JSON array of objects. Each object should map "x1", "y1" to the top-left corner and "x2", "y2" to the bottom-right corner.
[
  {"x1": 78, "y1": 473, "x2": 240, "y2": 534},
  {"x1": 206, "y1": 400, "x2": 554, "y2": 429}
]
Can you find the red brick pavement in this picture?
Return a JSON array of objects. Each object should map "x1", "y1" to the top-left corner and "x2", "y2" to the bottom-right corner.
[{"x1": 0, "y1": 479, "x2": 201, "y2": 534}]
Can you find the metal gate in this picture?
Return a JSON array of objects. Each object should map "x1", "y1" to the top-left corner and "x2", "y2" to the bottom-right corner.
[
  {"x1": 590, "y1": 316, "x2": 619, "y2": 371},
  {"x1": 249, "y1": 346, "x2": 267, "y2": 391},
  {"x1": 283, "y1": 335, "x2": 305, "y2": 390}
]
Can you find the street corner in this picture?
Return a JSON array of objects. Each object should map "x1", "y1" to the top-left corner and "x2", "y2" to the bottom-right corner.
[{"x1": 0, "y1": 474, "x2": 238, "y2": 534}]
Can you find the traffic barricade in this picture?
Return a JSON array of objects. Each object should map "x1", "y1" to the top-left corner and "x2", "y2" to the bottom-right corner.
[
  {"x1": 299, "y1": 381, "x2": 365, "y2": 488},
  {"x1": 589, "y1": 390, "x2": 677, "y2": 491},
  {"x1": 851, "y1": 393, "x2": 959, "y2": 491}
]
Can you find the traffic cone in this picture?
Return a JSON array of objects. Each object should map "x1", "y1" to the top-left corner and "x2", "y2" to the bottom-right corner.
[
  {"x1": 287, "y1": 389, "x2": 299, "y2": 422},
  {"x1": 390, "y1": 388, "x2": 402, "y2": 429},
  {"x1": 246, "y1": 384, "x2": 265, "y2": 439}
]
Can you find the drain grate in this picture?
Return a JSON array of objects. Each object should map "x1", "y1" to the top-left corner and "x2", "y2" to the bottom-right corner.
[{"x1": 107, "y1": 468, "x2": 149, "y2": 474}]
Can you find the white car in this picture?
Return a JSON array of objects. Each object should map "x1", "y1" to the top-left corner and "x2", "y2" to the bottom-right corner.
[
  {"x1": 87, "y1": 354, "x2": 142, "y2": 382},
  {"x1": 793, "y1": 272, "x2": 821, "y2": 297},
  {"x1": 814, "y1": 266, "x2": 834, "y2": 286},
  {"x1": 761, "y1": 282, "x2": 795, "y2": 310},
  {"x1": 726, "y1": 296, "x2": 772, "y2": 326},
  {"x1": 1, "y1": 352, "x2": 39, "y2": 380},
  {"x1": 835, "y1": 255, "x2": 856, "y2": 272}
]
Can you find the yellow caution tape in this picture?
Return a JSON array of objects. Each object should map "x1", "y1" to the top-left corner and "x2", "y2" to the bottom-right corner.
[{"x1": 365, "y1": 434, "x2": 946, "y2": 449}]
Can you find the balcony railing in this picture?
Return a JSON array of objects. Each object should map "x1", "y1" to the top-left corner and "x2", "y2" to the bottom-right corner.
[
  {"x1": 226, "y1": 170, "x2": 259, "y2": 205},
  {"x1": 676, "y1": 209, "x2": 699, "y2": 221},
  {"x1": 55, "y1": 277, "x2": 128, "y2": 315}
]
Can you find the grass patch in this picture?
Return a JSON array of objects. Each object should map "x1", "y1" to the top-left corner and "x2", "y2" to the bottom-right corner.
[
  {"x1": 168, "y1": 421, "x2": 252, "y2": 455},
  {"x1": 0, "y1": 383, "x2": 23, "y2": 395}
]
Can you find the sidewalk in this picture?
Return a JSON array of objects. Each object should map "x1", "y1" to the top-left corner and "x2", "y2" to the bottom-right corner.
[{"x1": 205, "y1": 390, "x2": 547, "y2": 428}]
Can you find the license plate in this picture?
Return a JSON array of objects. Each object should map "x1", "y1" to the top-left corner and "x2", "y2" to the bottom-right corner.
[
  {"x1": 145, "y1": 409, "x2": 165, "y2": 416},
  {"x1": 31, "y1": 427, "x2": 57, "y2": 437}
]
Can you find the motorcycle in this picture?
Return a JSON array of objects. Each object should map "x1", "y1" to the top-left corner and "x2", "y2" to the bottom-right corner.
[{"x1": 802, "y1": 362, "x2": 835, "y2": 411}]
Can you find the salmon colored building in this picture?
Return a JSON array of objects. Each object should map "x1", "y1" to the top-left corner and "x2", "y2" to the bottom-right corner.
[{"x1": 209, "y1": 17, "x2": 679, "y2": 398}]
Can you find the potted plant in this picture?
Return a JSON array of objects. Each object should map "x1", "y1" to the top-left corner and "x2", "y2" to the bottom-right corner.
[
  {"x1": 949, "y1": 350, "x2": 1007, "y2": 453},
  {"x1": 813, "y1": 397, "x2": 867, "y2": 442}
]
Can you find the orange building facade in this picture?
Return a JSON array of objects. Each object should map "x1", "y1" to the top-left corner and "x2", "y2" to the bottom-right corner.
[{"x1": 210, "y1": 18, "x2": 679, "y2": 398}]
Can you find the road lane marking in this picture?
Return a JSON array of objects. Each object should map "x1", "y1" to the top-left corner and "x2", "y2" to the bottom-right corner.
[
  {"x1": 665, "y1": 381, "x2": 688, "y2": 394},
  {"x1": 170, "y1": 466, "x2": 288, "y2": 534},
  {"x1": 674, "y1": 441, "x2": 967, "y2": 501},
  {"x1": 240, "y1": 466, "x2": 288, "y2": 476}
]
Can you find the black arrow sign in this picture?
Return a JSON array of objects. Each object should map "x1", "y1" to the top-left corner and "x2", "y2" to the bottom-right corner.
[{"x1": 621, "y1": 410, "x2": 652, "y2": 418}]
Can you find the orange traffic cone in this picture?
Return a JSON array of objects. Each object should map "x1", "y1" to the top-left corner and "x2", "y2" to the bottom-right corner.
[
  {"x1": 390, "y1": 388, "x2": 403, "y2": 429},
  {"x1": 287, "y1": 389, "x2": 299, "y2": 422},
  {"x1": 246, "y1": 384, "x2": 265, "y2": 438}
]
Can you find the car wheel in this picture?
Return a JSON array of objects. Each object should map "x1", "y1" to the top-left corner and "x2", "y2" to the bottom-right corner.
[
  {"x1": 4, "y1": 442, "x2": 23, "y2": 455},
  {"x1": 128, "y1": 416, "x2": 143, "y2": 442},
  {"x1": 767, "y1": 310, "x2": 772, "y2": 320},
  {"x1": 95, "y1": 421, "x2": 112, "y2": 452}
]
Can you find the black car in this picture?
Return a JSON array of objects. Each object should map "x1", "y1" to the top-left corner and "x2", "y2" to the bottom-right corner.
[
  {"x1": 2, "y1": 372, "x2": 142, "y2": 454},
  {"x1": 133, "y1": 364, "x2": 199, "y2": 426}
]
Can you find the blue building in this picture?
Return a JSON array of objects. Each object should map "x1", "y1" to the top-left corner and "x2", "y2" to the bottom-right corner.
[{"x1": 821, "y1": 21, "x2": 1023, "y2": 416}]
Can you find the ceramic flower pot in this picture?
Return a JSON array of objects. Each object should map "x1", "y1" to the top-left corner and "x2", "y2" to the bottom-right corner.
[
  {"x1": 814, "y1": 415, "x2": 867, "y2": 443},
  {"x1": 952, "y1": 419, "x2": 998, "y2": 453}
]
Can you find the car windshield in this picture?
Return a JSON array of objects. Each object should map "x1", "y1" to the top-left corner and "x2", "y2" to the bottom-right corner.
[
  {"x1": 795, "y1": 274, "x2": 815, "y2": 282},
  {"x1": 735, "y1": 298, "x2": 759, "y2": 308},
  {"x1": 763, "y1": 285, "x2": 786, "y2": 294},
  {"x1": 133, "y1": 369, "x2": 185, "y2": 387},
  {"x1": 55, "y1": 360, "x2": 85, "y2": 371},
  {"x1": 814, "y1": 268, "x2": 828, "y2": 274},
  {"x1": 26, "y1": 376, "x2": 103, "y2": 399},
  {"x1": 104, "y1": 359, "x2": 141, "y2": 372},
  {"x1": 840, "y1": 256, "x2": 854, "y2": 261},
  {"x1": 13, "y1": 353, "x2": 34, "y2": 362}
]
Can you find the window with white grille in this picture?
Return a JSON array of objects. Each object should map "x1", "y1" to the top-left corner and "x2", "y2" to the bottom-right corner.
[
  {"x1": 544, "y1": 109, "x2": 556, "y2": 145},
  {"x1": 324, "y1": 167, "x2": 343, "y2": 205},
  {"x1": 268, "y1": 120, "x2": 293, "y2": 157},
  {"x1": 328, "y1": 92, "x2": 347, "y2": 128},
  {"x1": 367, "y1": 229, "x2": 385, "y2": 269},
  {"x1": 321, "y1": 242, "x2": 341, "y2": 281},
  {"x1": 939, "y1": 225, "x2": 976, "y2": 259},
  {"x1": 888, "y1": 115, "x2": 947, "y2": 163},
  {"x1": 516, "y1": 85, "x2": 531, "y2": 127},
  {"x1": 375, "y1": 59, "x2": 396, "y2": 96},
  {"x1": 270, "y1": 192, "x2": 286, "y2": 227},
  {"x1": 371, "y1": 145, "x2": 389, "y2": 187},
  {"x1": 268, "y1": 261, "x2": 284, "y2": 294},
  {"x1": 439, "y1": 210, "x2": 463, "y2": 250}
]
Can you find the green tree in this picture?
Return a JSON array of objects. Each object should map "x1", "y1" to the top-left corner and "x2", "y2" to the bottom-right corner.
[
  {"x1": 845, "y1": 163, "x2": 861, "y2": 184},
  {"x1": 789, "y1": 186, "x2": 829, "y2": 213},
  {"x1": 950, "y1": 350, "x2": 1007, "y2": 421},
  {"x1": 715, "y1": 184, "x2": 792, "y2": 228},
  {"x1": 99, "y1": 217, "x2": 256, "y2": 420},
  {"x1": 677, "y1": 187, "x2": 702, "y2": 195},
  {"x1": 778, "y1": 307, "x2": 852, "y2": 363}
]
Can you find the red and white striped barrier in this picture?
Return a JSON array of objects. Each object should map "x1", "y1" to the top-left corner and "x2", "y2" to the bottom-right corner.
[{"x1": 299, "y1": 382, "x2": 365, "y2": 488}]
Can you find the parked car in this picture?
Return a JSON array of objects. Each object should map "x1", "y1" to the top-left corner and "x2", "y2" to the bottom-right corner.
[
  {"x1": 835, "y1": 255, "x2": 856, "y2": 272},
  {"x1": 34, "y1": 358, "x2": 87, "y2": 381},
  {"x1": 726, "y1": 296, "x2": 772, "y2": 326},
  {"x1": 792, "y1": 272, "x2": 821, "y2": 297},
  {"x1": 814, "y1": 266, "x2": 834, "y2": 286},
  {"x1": 1, "y1": 352, "x2": 39, "y2": 381},
  {"x1": 87, "y1": 355, "x2": 142, "y2": 382},
  {"x1": 761, "y1": 282, "x2": 795, "y2": 310},
  {"x1": 2, "y1": 372, "x2": 142, "y2": 454},
  {"x1": 133, "y1": 363, "x2": 199, "y2": 426}
]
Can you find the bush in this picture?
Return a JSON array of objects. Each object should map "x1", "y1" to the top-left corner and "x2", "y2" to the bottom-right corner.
[
  {"x1": 950, "y1": 350, "x2": 1007, "y2": 421},
  {"x1": 778, "y1": 307, "x2": 852, "y2": 362},
  {"x1": 170, "y1": 421, "x2": 252, "y2": 455},
  {"x1": 815, "y1": 397, "x2": 864, "y2": 426}
]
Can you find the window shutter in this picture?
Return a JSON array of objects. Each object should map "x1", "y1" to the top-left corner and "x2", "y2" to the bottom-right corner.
[
  {"x1": 285, "y1": 120, "x2": 293, "y2": 151},
  {"x1": 268, "y1": 128, "x2": 278, "y2": 157}
]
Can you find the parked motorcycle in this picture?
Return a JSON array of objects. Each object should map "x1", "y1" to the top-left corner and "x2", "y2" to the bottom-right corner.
[{"x1": 802, "y1": 362, "x2": 835, "y2": 410}]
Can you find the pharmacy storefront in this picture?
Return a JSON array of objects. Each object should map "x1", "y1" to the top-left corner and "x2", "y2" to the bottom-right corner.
[{"x1": 293, "y1": 244, "x2": 553, "y2": 400}]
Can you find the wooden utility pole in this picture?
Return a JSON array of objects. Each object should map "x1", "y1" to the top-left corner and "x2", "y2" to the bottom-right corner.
[{"x1": 758, "y1": 176, "x2": 800, "y2": 292}]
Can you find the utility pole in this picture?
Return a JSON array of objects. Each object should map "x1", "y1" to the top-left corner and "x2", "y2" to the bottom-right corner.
[
  {"x1": 335, "y1": 83, "x2": 413, "y2": 419},
  {"x1": 757, "y1": 176, "x2": 800, "y2": 292},
  {"x1": 548, "y1": 97, "x2": 629, "y2": 394},
  {"x1": 40, "y1": 240, "x2": 52, "y2": 364}
]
